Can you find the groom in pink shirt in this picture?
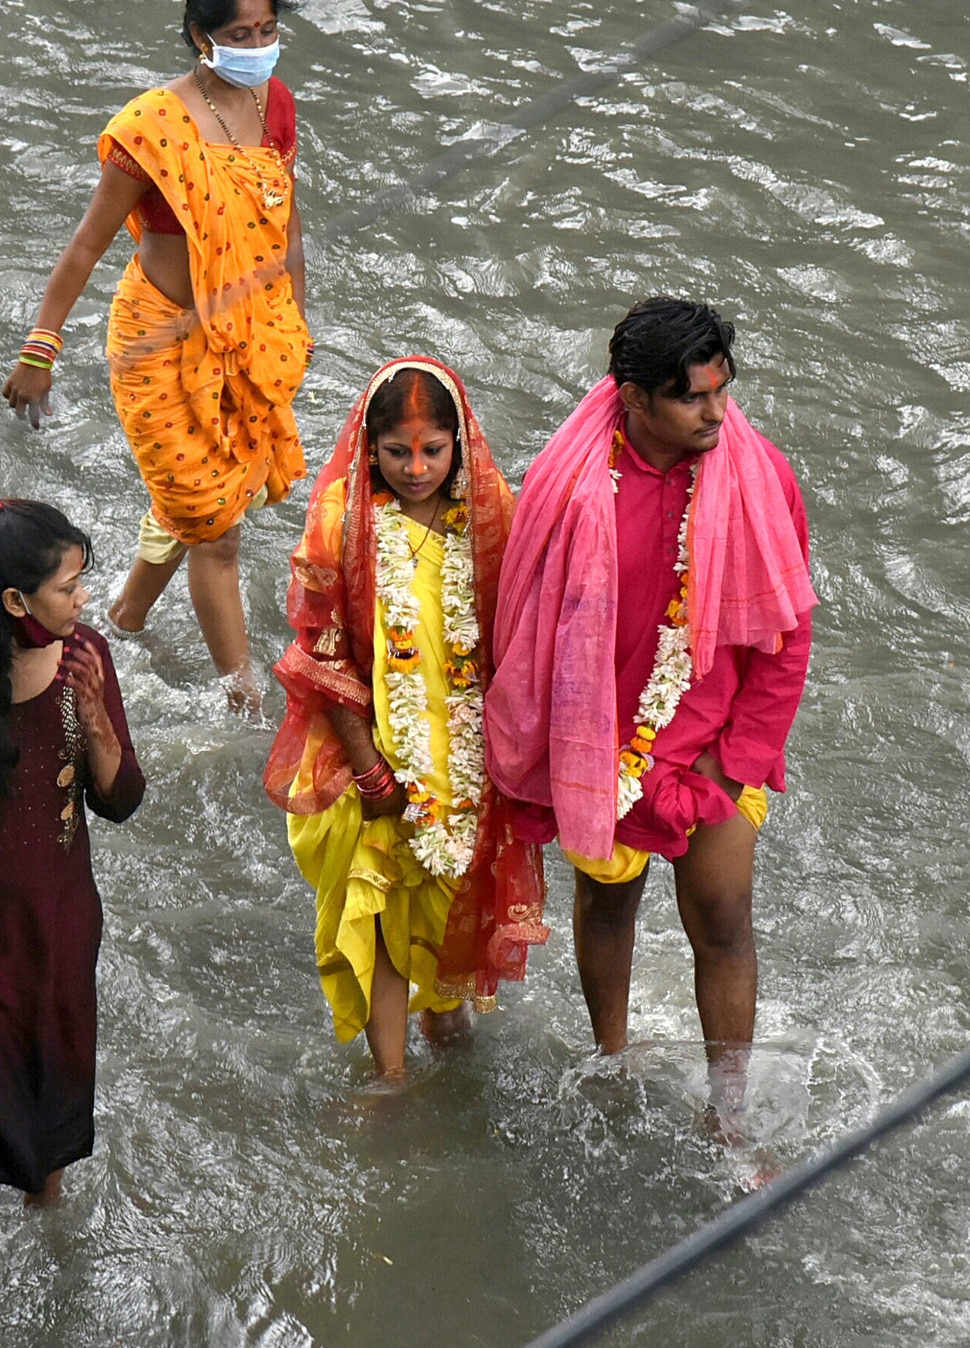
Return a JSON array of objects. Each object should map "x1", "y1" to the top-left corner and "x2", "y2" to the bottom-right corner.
[{"x1": 485, "y1": 298, "x2": 816, "y2": 1131}]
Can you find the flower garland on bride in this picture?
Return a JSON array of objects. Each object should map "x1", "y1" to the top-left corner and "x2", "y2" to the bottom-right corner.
[{"x1": 374, "y1": 494, "x2": 484, "y2": 877}]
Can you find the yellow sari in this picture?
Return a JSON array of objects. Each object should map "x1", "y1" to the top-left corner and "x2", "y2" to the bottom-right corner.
[{"x1": 287, "y1": 510, "x2": 462, "y2": 1041}]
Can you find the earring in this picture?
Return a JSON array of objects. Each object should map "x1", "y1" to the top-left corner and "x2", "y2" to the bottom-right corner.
[
  {"x1": 368, "y1": 448, "x2": 378, "y2": 466},
  {"x1": 450, "y1": 465, "x2": 469, "y2": 500}
]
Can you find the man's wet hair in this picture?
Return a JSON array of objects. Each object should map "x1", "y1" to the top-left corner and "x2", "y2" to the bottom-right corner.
[{"x1": 608, "y1": 297, "x2": 736, "y2": 398}]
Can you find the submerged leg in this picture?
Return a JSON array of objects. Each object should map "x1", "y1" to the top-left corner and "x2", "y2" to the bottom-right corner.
[
  {"x1": 572, "y1": 867, "x2": 649, "y2": 1054},
  {"x1": 108, "y1": 552, "x2": 186, "y2": 633},
  {"x1": 186, "y1": 526, "x2": 259, "y2": 713},
  {"x1": 23, "y1": 1167, "x2": 64, "y2": 1211},
  {"x1": 364, "y1": 919, "x2": 410, "y2": 1079},
  {"x1": 421, "y1": 1003, "x2": 472, "y2": 1047},
  {"x1": 673, "y1": 809, "x2": 758, "y2": 1126}
]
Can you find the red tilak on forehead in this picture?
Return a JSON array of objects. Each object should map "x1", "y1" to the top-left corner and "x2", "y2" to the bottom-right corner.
[{"x1": 702, "y1": 365, "x2": 721, "y2": 388}]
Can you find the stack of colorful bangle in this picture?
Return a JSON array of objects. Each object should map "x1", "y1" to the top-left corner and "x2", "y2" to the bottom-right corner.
[
  {"x1": 353, "y1": 757, "x2": 397, "y2": 801},
  {"x1": 19, "y1": 328, "x2": 63, "y2": 371},
  {"x1": 305, "y1": 339, "x2": 316, "y2": 369}
]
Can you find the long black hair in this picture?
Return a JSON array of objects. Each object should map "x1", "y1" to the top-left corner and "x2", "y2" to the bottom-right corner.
[
  {"x1": 608, "y1": 297, "x2": 736, "y2": 397},
  {"x1": 181, "y1": 0, "x2": 299, "y2": 48},
  {"x1": 0, "y1": 501, "x2": 93, "y2": 799}
]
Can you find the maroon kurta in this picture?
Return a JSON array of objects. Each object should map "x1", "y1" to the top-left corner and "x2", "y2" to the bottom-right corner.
[{"x1": 0, "y1": 626, "x2": 144, "y2": 1193}]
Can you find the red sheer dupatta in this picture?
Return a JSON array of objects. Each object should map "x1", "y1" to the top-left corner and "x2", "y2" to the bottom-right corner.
[{"x1": 264, "y1": 356, "x2": 547, "y2": 1003}]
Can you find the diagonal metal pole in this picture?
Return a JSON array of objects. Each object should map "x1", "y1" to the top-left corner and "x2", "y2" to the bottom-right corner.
[{"x1": 522, "y1": 1046, "x2": 970, "y2": 1348}]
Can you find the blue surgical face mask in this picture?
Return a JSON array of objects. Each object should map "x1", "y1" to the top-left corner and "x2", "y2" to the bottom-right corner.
[{"x1": 201, "y1": 34, "x2": 281, "y2": 89}]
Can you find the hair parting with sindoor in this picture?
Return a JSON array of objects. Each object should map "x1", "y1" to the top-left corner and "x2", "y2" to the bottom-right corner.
[
  {"x1": 0, "y1": 500, "x2": 92, "y2": 799},
  {"x1": 365, "y1": 368, "x2": 463, "y2": 498}
]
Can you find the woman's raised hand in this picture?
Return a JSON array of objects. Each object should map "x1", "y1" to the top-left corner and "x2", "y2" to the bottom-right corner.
[
  {"x1": 59, "y1": 638, "x2": 110, "y2": 727},
  {"x1": 59, "y1": 637, "x2": 123, "y2": 796},
  {"x1": 2, "y1": 363, "x2": 53, "y2": 430}
]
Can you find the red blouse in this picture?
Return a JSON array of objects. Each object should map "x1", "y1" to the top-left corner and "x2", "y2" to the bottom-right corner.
[{"x1": 105, "y1": 77, "x2": 297, "y2": 235}]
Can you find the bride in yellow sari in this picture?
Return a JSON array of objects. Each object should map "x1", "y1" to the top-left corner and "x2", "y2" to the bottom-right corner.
[{"x1": 265, "y1": 358, "x2": 547, "y2": 1077}]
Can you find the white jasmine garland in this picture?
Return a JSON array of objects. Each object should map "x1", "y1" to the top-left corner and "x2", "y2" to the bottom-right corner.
[
  {"x1": 616, "y1": 459, "x2": 700, "y2": 821},
  {"x1": 374, "y1": 498, "x2": 485, "y2": 877}
]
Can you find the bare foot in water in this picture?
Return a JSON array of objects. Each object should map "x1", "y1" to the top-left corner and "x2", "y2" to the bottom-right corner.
[
  {"x1": 420, "y1": 1004, "x2": 472, "y2": 1048},
  {"x1": 700, "y1": 1104, "x2": 782, "y2": 1190},
  {"x1": 23, "y1": 1168, "x2": 64, "y2": 1211},
  {"x1": 702, "y1": 1100, "x2": 749, "y2": 1149},
  {"x1": 353, "y1": 1067, "x2": 411, "y2": 1117},
  {"x1": 220, "y1": 669, "x2": 262, "y2": 717},
  {"x1": 104, "y1": 607, "x2": 145, "y2": 639}
]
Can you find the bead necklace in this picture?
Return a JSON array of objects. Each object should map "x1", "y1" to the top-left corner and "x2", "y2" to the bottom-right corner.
[{"x1": 192, "y1": 65, "x2": 287, "y2": 210}]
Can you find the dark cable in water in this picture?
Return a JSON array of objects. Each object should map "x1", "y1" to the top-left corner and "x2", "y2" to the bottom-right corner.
[
  {"x1": 521, "y1": 1044, "x2": 970, "y2": 1348},
  {"x1": 321, "y1": 0, "x2": 747, "y2": 240}
]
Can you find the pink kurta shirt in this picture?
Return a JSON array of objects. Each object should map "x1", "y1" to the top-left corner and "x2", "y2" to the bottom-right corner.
[{"x1": 612, "y1": 426, "x2": 812, "y2": 854}]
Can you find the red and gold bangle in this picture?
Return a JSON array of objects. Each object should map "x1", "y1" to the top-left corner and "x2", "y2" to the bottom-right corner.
[
  {"x1": 355, "y1": 763, "x2": 395, "y2": 790},
  {"x1": 354, "y1": 760, "x2": 388, "y2": 785},
  {"x1": 353, "y1": 758, "x2": 397, "y2": 800}
]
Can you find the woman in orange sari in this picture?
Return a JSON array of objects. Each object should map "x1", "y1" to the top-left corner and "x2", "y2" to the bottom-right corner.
[{"x1": 2, "y1": 0, "x2": 309, "y2": 712}]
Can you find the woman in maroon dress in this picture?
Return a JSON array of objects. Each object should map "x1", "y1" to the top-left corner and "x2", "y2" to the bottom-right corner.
[{"x1": 0, "y1": 501, "x2": 145, "y2": 1207}]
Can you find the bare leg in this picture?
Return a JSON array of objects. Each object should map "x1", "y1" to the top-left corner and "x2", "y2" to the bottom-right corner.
[
  {"x1": 23, "y1": 1167, "x2": 64, "y2": 1210},
  {"x1": 185, "y1": 526, "x2": 259, "y2": 713},
  {"x1": 108, "y1": 552, "x2": 186, "y2": 633},
  {"x1": 673, "y1": 811, "x2": 757, "y2": 1125},
  {"x1": 364, "y1": 920, "x2": 409, "y2": 1079},
  {"x1": 572, "y1": 866, "x2": 649, "y2": 1054}
]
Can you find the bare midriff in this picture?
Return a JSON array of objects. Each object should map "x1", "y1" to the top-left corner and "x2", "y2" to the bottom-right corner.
[{"x1": 138, "y1": 230, "x2": 195, "y2": 311}]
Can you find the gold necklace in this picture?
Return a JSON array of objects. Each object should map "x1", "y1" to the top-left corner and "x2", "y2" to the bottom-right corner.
[
  {"x1": 192, "y1": 66, "x2": 287, "y2": 210},
  {"x1": 405, "y1": 496, "x2": 441, "y2": 567}
]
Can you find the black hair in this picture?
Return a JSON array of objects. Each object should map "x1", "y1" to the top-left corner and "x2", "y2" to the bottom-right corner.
[
  {"x1": 0, "y1": 501, "x2": 93, "y2": 799},
  {"x1": 608, "y1": 297, "x2": 736, "y2": 398},
  {"x1": 181, "y1": 0, "x2": 299, "y2": 49},
  {"x1": 365, "y1": 369, "x2": 462, "y2": 497}
]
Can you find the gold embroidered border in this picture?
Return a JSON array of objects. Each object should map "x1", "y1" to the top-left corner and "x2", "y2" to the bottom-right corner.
[
  {"x1": 434, "y1": 976, "x2": 497, "y2": 1014},
  {"x1": 348, "y1": 866, "x2": 392, "y2": 894},
  {"x1": 286, "y1": 643, "x2": 372, "y2": 708},
  {"x1": 106, "y1": 143, "x2": 152, "y2": 183},
  {"x1": 56, "y1": 685, "x2": 84, "y2": 851}
]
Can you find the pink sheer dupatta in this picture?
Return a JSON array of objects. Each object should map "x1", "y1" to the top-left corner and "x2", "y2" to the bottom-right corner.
[
  {"x1": 485, "y1": 378, "x2": 623, "y2": 861},
  {"x1": 689, "y1": 398, "x2": 818, "y2": 676}
]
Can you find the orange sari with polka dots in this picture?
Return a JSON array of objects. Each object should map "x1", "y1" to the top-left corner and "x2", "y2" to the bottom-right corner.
[{"x1": 98, "y1": 88, "x2": 309, "y2": 545}]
